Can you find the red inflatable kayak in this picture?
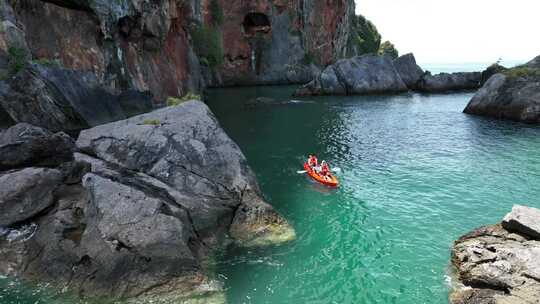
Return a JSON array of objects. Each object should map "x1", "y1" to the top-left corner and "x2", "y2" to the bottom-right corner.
[{"x1": 303, "y1": 163, "x2": 339, "y2": 187}]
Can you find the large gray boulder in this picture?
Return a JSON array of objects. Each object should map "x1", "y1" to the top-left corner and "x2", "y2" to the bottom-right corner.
[
  {"x1": 464, "y1": 66, "x2": 540, "y2": 123},
  {"x1": 0, "y1": 167, "x2": 63, "y2": 226},
  {"x1": 417, "y1": 71, "x2": 482, "y2": 93},
  {"x1": 76, "y1": 100, "x2": 294, "y2": 246},
  {"x1": 502, "y1": 205, "x2": 540, "y2": 240},
  {"x1": 294, "y1": 54, "x2": 408, "y2": 96},
  {"x1": 393, "y1": 53, "x2": 424, "y2": 89},
  {"x1": 0, "y1": 64, "x2": 153, "y2": 132},
  {"x1": 450, "y1": 205, "x2": 540, "y2": 304},
  {"x1": 0, "y1": 100, "x2": 294, "y2": 302},
  {"x1": 0, "y1": 123, "x2": 74, "y2": 170}
]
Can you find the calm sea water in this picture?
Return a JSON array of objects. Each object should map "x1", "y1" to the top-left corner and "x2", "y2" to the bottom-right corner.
[
  {"x1": 205, "y1": 86, "x2": 540, "y2": 304},
  {"x1": 2, "y1": 80, "x2": 540, "y2": 304}
]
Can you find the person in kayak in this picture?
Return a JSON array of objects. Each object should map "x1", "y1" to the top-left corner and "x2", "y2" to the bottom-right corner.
[
  {"x1": 320, "y1": 161, "x2": 330, "y2": 177},
  {"x1": 308, "y1": 155, "x2": 318, "y2": 168}
]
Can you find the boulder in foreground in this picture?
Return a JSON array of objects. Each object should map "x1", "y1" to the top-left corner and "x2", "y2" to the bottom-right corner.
[
  {"x1": 0, "y1": 101, "x2": 294, "y2": 302},
  {"x1": 450, "y1": 204, "x2": 540, "y2": 304}
]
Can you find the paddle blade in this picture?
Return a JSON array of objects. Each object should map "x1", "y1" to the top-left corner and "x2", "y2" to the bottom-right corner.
[
  {"x1": 297, "y1": 170, "x2": 307, "y2": 174},
  {"x1": 331, "y1": 167, "x2": 341, "y2": 173}
]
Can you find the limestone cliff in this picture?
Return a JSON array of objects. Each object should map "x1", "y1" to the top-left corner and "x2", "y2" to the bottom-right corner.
[{"x1": 0, "y1": 0, "x2": 358, "y2": 103}]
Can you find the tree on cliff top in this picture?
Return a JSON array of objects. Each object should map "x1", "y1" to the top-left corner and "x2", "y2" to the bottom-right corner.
[
  {"x1": 350, "y1": 14, "x2": 382, "y2": 55},
  {"x1": 379, "y1": 41, "x2": 399, "y2": 59}
]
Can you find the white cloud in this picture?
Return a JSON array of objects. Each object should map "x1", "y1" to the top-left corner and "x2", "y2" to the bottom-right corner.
[{"x1": 356, "y1": 0, "x2": 540, "y2": 64}]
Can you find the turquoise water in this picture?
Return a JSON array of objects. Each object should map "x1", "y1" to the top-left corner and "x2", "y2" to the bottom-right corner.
[
  {"x1": 205, "y1": 86, "x2": 540, "y2": 304},
  {"x1": 2, "y1": 85, "x2": 540, "y2": 304}
]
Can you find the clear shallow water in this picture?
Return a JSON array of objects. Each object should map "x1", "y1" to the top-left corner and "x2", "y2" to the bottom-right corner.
[{"x1": 205, "y1": 86, "x2": 540, "y2": 304}]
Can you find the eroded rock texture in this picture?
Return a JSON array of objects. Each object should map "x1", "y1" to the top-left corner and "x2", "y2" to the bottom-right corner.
[
  {"x1": 450, "y1": 205, "x2": 540, "y2": 304},
  {"x1": 0, "y1": 101, "x2": 294, "y2": 302}
]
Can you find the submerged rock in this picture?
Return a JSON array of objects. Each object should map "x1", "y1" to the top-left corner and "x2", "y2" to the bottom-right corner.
[
  {"x1": 0, "y1": 100, "x2": 294, "y2": 302},
  {"x1": 450, "y1": 205, "x2": 540, "y2": 303},
  {"x1": 464, "y1": 57, "x2": 540, "y2": 123},
  {"x1": 0, "y1": 64, "x2": 153, "y2": 132}
]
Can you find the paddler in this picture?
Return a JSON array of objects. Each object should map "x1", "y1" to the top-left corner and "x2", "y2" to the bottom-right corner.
[
  {"x1": 308, "y1": 155, "x2": 318, "y2": 168},
  {"x1": 320, "y1": 161, "x2": 330, "y2": 176}
]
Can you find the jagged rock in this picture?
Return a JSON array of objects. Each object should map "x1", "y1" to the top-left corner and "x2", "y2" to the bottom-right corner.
[
  {"x1": 294, "y1": 54, "x2": 408, "y2": 96},
  {"x1": 0, "y1": 123, "x2": 74, "y2": 170},
  {"x1": 0, "y1": 64, "x2": 153, "y2": 132},
  {"x1": 0, "y1": 100, "x2": 294, "y2": 302},
  {"x1": 393, "y1": 53, "x2": 424, "y2": 90},
  {"x1": 464, "y1": 57, "x2": 540, "y2": 123},
  {"x1": 0, "y1": 167, "x2": 63, "y2": 226},
  {"x1": 76, "y1": 100, "x2": 294, "y2": 244},
  {"x1": 417, "y1": 72, "x2": 482, "y2": 93},
  {"x1": 450, "y1": 206, "x2": 540, "y2": 304},
  {"x1": 502, "y1": 205, "x2": 540, "y2": 240}
]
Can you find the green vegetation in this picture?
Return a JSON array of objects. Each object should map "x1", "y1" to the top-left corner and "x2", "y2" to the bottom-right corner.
[
  {"x1": 32, "y1": 58, "x2": 60, "y2": 67},
  {"x1": 190, "y1": 25, "x2": 224, "y2": 68},
  {"x1": 209, "y1": 0, "x2": 223, "y2": 26},
  {"x1": 302, "y1": 52, "x2": 316, "y2": 65},
  {"x1": 502, "y1": 66, "x2": 540, "y2": 79},
  {"x1": 350, "y1": 15, "x2": 381, "y2": 55},
  {"x1": 142, "y1": 119, "x2": 161, "y2": 126},
  {"x1": 379, "y1": 41, "x2": 399, "y2": 59},
  {"x1": 167, "y1": 93, "x2": 201, "y2": 106},
  {"x1": 7, "y1": 47, "x2": 28, "y2": 76}
]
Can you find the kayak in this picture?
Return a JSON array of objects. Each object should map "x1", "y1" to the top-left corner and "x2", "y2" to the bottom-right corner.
[{"x1": 303, "y1": 163, "x2": 339, "y2": 187}]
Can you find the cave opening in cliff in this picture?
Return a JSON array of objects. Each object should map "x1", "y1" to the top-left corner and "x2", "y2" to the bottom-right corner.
[{"x1": 242, "y1": 13, "x2": 271, "y2": 37}]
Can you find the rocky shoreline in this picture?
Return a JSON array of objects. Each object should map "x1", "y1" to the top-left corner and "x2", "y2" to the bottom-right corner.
[
  {"x1": 0, "y1": 101, "x2": 295, "y2": 302},
  {"x1": 294, "y1": 53, "x2": 483, "y2": 96},
  {"x1": 463, "y1": 55, "x2": 540, "y2": 123},
  {"x1": 450, "y1": 205, "x2": 540, "y2": 304}
]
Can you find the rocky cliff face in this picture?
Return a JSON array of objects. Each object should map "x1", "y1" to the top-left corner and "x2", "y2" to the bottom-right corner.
[{"x1": 0, "y1": 0, "x2": 356, "y2": 103}]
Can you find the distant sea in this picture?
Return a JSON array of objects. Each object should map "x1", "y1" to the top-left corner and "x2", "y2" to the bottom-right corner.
[{"x1": 419, "y1": 59, "x2": 527, "y2": 74}]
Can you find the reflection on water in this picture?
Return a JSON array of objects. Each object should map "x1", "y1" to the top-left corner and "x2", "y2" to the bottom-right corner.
[{"x1": 206, "y1": 86, "x2": 540, "y2": 304}]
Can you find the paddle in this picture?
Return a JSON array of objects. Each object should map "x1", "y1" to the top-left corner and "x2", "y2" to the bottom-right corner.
[{"x1": 297, "y1": 168, "x2": 341, "y2": 174}]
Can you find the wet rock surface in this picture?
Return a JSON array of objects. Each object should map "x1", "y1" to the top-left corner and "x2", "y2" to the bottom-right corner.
[
  {"x1": 450, "y1": 205, "x2": 540, "y2": 304},
  {"x1": 464, "y1": 56, "x2": 540, "y2": 123},
  {"x1": 0, "y1": 100, "x2": 294, "y2": 302}
]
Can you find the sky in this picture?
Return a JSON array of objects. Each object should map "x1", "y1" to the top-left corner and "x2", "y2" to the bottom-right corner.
[{"x1": 356, "y1": 0, "x2": 540, "y2": 64}]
